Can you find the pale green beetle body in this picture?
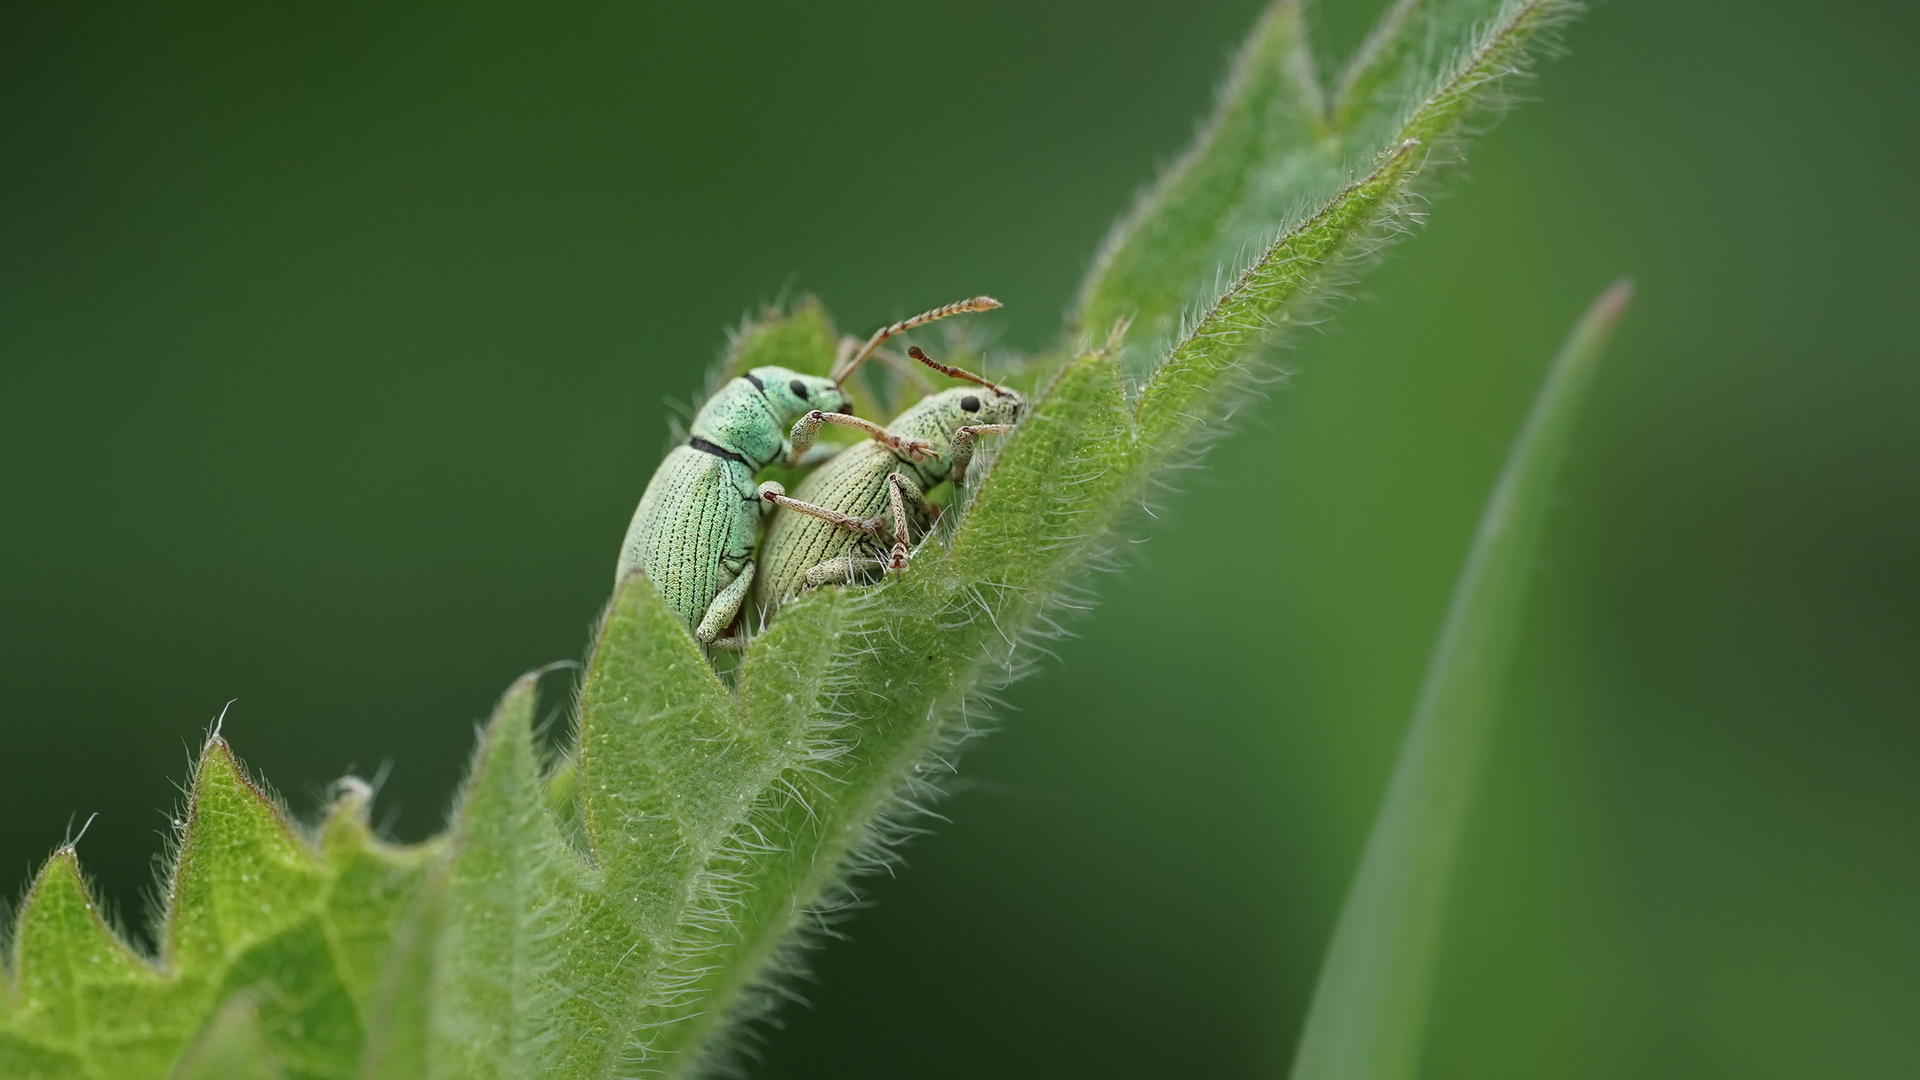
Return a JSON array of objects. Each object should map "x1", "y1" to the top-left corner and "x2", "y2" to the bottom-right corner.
[
  {"x1": 755, "y1": 383, "x2": 1023, "y2": 610},
  {"x1": 617, "y1": 366, "x2": 849, "y2": 643}
]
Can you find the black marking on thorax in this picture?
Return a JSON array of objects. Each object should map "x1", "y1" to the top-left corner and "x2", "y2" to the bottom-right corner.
[{"x1": 688, "y1": 436, "x2": 751, "y2": 467}]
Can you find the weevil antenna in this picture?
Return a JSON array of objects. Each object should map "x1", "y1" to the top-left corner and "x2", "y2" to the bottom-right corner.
[
  {"x1": 833, "y1": 296, "x2": 1001, "y2": 385},
  {"x1": 906, "y1": 346, "x2": 1010, "y2": 396}
]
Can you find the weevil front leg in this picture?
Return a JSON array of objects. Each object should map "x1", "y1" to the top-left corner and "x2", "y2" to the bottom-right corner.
[
  {"x1": 695, "y1": 560, "x2": 756, "y2": 647},
  {"x1": 758, "y1": 482, "x2": 888, "y2": 538},
  {"x1": 788, "y1": 410, "x2": 933, "y2": 466},
  {"x1": 884, "y1": 471, "x2": 937, "y2": 570},
  {"x1": 949, "y1": 424, "x2": 1016, "y2": 485}
]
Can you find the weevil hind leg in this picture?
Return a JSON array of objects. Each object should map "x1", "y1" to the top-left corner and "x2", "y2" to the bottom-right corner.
[
  {"x1": 804, "y1": 555, "x2": 889, "y2": 589},
  {"x1": 696, "y1": 560, "x2": 756, "y2": 645}
]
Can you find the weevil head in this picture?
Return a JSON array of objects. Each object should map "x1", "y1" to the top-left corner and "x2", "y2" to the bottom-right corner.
[
  {"x1": 948, "y1": 384, "x2": 1023, "y2": 428},
  {"x1": 895, "y1": 385, "x2": 1025, "y2": 479},
  {"x1": 690, "y1": 366, "x2": 852, "y2": 469},
  {"x1": 748, "y1": 367, "x2": 851, "y2": 421}
]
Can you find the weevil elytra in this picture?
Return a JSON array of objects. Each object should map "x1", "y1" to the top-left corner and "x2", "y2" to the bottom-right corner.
[
  {"x1": 753, "y1": 345, "x2": 1023, "y2": 610},
  {"x1": 615, "y1": 297, "x2": 1001, "y2": 646}
]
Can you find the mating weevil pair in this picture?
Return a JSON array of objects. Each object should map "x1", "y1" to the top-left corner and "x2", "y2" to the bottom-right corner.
[
  {"x1": 616, "y1": 296, "x2": 1024, "y2": 647},
  {"x1": 754, "y1": 346, "x2": 1021, "y2": 605}
]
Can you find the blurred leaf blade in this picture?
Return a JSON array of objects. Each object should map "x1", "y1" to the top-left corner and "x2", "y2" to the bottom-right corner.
[{"x1": 1289, "y1": 280, "x2": 1632, "y2": 1080}]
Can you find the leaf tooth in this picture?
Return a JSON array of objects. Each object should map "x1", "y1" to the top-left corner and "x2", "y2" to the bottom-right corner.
[
  {"x1": 317, "y1": 777, "x2": 438, "y2": 1026},
  {"x1": 7, "y1": 848, "x2": 168, "y2": 1072},
  {"x1": 162, "y1": 738, "x2": 327, "y2": 982}
]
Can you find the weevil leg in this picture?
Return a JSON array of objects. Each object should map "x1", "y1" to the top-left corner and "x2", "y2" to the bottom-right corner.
[
  {"x1": 885, "y1": 472, "x2": 917, "y2": 570},
  {"x1": 892, "y1": 473, "x2": 939, "y2": 520},
  {"x1": 696, "y1": 560, "x2": 756, "y2": 645},
  {"x1": 804, "y1": 555, "x2": 888, "y2": 588},
  {"x1": 786, "y1": 412, "x2": 827, "y2": 464},
  {"x1": 759, "y1": 482, "x2": 887, "y2": 538},
  {"x1": 950, "y1": 424, "x2": 1016, "y2": 484},
  {"x1": 787, "y1": 410, "x2": 931, "y2": 465}
]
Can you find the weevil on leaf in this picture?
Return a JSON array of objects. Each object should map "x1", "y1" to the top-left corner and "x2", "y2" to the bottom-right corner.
[
  {"x1": 616, "y1": 297, "x2": 1000, "y2": 646},
  {"x1": 755, "y1": 343, "x2": 1024, "y2": 611}
]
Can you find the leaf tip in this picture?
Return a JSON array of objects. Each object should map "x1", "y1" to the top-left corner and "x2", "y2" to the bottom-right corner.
[{"x1": 1589, "y1": 276, "x2": 1635, "y2": 330}]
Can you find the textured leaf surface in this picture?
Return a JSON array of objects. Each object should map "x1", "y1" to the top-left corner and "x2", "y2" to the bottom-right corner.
[
  {"x1": 425, "y1": 675, "x2": 578, "y2": 1079},
  {"x1": 8, "y1": 852, "x2": 166, "y2": 1077},
  {"x1": 1079, "y1": 0, "x2": 1574, "y2": 375},
  {"x1": 1, "y1": 2, "x2": 1581, "y2": 1076},
  {"x1": 1290, "y1": 282, "x2": 1631, "y2": 1080}
]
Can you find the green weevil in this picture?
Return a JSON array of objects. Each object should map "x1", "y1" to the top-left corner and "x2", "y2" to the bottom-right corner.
[
  {"x1": 754, "y1": 344, "x2": 1024, "y2": 610},
  {"x1": 615, "y1": 366, "x2": 849, "y2": 644},
  {"x1": 615, "y1": 297, "x2": 1000, "y2": 645}
]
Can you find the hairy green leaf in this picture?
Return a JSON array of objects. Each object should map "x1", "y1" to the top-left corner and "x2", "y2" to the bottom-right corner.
[
  {"x1": 7, "y1": 852, "x2": 167, "y2": 1077},
  {"x1": 1076, "y1": 0, "x2": 1328, "y2": 365},
  {"x1": 1079, "y1": 0, "x2": 1576, "y2": 375},
  {"x1": 2, "y1": 741, "x2": 435, "y2": 1078},
  {"x1": 424, "y1": 675, "x2": 579, "y2": 1079},
  {"x1": 1290, "y1": 281, "x2": 1632, "y2": 1080}
]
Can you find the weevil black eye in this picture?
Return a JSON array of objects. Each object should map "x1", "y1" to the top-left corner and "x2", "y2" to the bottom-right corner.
[
  {"x1": 790, "y1": 379, "x2": 810, "y2": 400},
  {"x1": 960, "y1": 395, "x2": 981, "y2": 413}
]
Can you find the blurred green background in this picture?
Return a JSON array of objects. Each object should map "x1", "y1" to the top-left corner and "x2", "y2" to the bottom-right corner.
[{"x1": 3, "y1": 0, "x2": 1914, "y2": 1076}]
